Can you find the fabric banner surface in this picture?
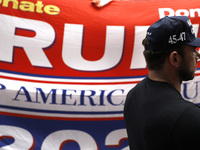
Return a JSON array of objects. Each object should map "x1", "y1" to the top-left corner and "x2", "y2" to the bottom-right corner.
[{"x1": 0, "y1": 0, "x2": 200, "y2": 149}]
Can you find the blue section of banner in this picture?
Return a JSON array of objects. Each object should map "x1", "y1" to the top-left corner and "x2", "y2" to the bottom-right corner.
[{"x1": 0, "y1": 115, "x2": 129, "y2": 150}]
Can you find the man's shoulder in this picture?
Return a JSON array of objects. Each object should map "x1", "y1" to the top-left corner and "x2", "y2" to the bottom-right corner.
[
  {"x1": 176, "y1": 104, "x2": 200, "y2": 121},
  {"x1": 128, "y1": 77, "x2": 176, "y2": 95}
]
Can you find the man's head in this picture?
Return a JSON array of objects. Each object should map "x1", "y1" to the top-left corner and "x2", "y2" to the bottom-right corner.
[{"x1": 143, "y1": 16, "x2": 200, "y2": 81}]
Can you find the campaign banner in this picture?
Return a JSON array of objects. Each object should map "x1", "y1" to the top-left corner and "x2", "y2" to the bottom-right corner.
[{"x1": 0, "y1": 0, "x2": 200, "y2": 149}]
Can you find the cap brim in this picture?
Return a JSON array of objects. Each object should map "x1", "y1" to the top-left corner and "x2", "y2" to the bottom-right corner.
[{"x1": 187, "y1": 38, "x2": 200, "y2": 47}]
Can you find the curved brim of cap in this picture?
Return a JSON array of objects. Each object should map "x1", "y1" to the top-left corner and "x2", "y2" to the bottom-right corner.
[{"x1": 187, "y1": 38, "x2": 200, "y2": 47}]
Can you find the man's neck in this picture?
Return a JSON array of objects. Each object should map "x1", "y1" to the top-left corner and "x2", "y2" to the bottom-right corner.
[{"x1": 148, "y1": 70, "x2": 181, "y2": 92}]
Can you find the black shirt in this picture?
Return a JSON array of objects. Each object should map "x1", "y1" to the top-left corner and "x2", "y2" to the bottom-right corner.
[{"x1": 124, "y1": 77, "x2": 200, "y2": 150}]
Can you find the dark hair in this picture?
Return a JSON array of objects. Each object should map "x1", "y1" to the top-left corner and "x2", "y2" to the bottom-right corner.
[{"x1": 142, "y1": 38, "x2": 185, "y2": 70}]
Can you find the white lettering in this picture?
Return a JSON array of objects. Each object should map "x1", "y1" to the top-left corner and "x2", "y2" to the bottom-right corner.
[
  {"x1": 158, "y1": 8, "x2": 175, "y2": 18},
  {"x1": 0, "y1": 125, "x2": 34, "y2": 149},
  {"x1": 0, "y1": 14, "x2": 198, "y2": 72},
  {"x1": 192, "y1": 24, "x2": 199, "y2": 37},
  {"x1": 41, "y1": 130, "x2": 98, "y2": 150},
  {"x1": 187, "y1": 20, "x2": 192, "y2": 26},
  {"x1": 0, "y1": 125, "x2": 129, "y2": 149},
  {"x1": 190, "y1": 9, "x2": 200, "y2": 17},
  {"x1": 131, "y1": 26, "x2": 148, "y2": 69},
  {"x1": 175, "y1": 9, "x2": 189, "y2": 16},
  {"x1": 105, "y1": 129, "x2": 128, "y2": 150},
  {"x1": 159, "y1": 8, "x2": 200, "y2": 18},
  {"x1": 0, "y1": 14, "x2": 54, "y2": 68},
  {"x1": 168, "y1": 32, "x2": 186, "y2": 44},
  {"x1": 62, "y1": 23, "x2": 125, "y2": 71}
]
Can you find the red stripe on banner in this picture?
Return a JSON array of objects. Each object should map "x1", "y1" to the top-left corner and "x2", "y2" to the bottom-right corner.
[
  {"x1": 0, "y1": 75, "x2": 141, "y2": 85},
  {"x1": 195, "y1": 73, "x2": 200, "y2": 76},
  {"x1": 0, "y1": 111, "x2": 124, "y2": 121}
]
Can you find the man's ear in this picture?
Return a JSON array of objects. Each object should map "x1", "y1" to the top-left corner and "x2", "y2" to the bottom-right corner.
[{"x1": 169, "y1": 51, "x2": 181, "y2": 67}]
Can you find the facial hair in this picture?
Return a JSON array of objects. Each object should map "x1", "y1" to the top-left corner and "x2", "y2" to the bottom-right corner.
[{"x1": 178, "y1": 58, "x2": 196, "y2": 82}]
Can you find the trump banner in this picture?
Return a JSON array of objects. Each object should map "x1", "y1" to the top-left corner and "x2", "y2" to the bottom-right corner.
[{"x1": 0, "y1": 0, "x2": 200, "y2": 149}]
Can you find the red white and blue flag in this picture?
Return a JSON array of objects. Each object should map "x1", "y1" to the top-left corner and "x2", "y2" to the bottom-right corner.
[{"x1": 0, "y1": 0, "x2": 200, "y2": 149}]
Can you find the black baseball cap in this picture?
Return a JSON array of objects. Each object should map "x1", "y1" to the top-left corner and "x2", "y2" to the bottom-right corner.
[{"x1": 144, "y1": 16, "x2": 200, "y2": 52}]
